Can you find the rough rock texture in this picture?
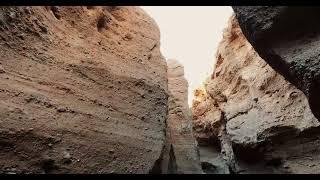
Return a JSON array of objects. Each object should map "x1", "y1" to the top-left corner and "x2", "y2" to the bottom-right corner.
[
  {"x1": 0, "y1": 6, "x2": 168, "y2": 174},
  {"x1": 161, "y1": 59, "x2": 202, "y2": 174},
  {"x1": 192, "y1": 15, "x2": 320, "y2": 174},
  {"x1": 232, "y1": 6, "x2": 320, "y2": 120}
]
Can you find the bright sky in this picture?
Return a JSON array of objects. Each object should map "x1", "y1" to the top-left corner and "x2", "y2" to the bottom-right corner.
[{"x1": 141, "y1": 6, "x2": 233, "y2": 106}]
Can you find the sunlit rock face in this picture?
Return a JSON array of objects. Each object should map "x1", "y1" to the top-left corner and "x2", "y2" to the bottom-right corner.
[
  {"x1": 192, "y1": 15, "x2": 320, "y2": 174},
  {"x1": 232, "y1": 6, "x2": 320, "y2": 120},
  {"x1": 0, "y1": 6, "x2": 168, "y2": 174},
  {"x1": 161, "y1": 59, "x2": 202, "y2": 174}
]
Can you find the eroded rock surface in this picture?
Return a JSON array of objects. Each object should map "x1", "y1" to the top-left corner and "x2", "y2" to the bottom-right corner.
[
  {"x1": 0, "y1": 6, "x2": 168, "y2": 174},
  {"x1": 192, "y1": 15, "x2": 320, "y2": 174},
  {"x1": 161, "y1": 59, "x2": 202, "y2": 174},
  {"x1": 232, "y1": 6, "x2": 320, "y2": 120}
]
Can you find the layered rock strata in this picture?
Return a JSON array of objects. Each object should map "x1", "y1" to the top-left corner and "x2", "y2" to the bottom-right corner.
[
  {"x1": 160, "y1": 59, "x2": 202, "y2": 174},
  {"x1": 0, "y1": 6, "x2": 168, "y2": 174}
]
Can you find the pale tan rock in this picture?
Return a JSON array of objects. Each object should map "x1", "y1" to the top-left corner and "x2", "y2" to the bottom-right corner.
[
  {"x1": 192, "y1": 15, "x2": 320, "y2": 174},
  {"x1": 162, "y1": 59, "x2": 202, "y2": 174}
]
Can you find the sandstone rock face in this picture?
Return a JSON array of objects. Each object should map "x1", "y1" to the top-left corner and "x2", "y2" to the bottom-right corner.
[
  {"x1": 232, "y1": 6, "x2": 320, "y2": 120},
  {"x1": 192, "y1": 15, "x2": 320, "y2": 174},
  {"x1": 161, "y1": 59, "x2": 202, "y2": 174},
  {"x1": 0, "y1": 6, "x2": 168, "y2": 174}
]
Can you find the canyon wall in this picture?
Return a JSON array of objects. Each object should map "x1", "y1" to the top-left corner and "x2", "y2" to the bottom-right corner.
[
  {"x1": 161, "y1": 59, "x2": 202, "y2": 174},
  {"x1": 0, "y1": 6, "x2": 168, "y2": 174},
  {"x1": 3, "y1": 5, "x2": 318, "y2": 174},
  {"x1": 193, "y1": 15, "x2": 320, "y2": 174},
  {"x1": 232, "y1": 7, "x2": 320, "y2": 120}
]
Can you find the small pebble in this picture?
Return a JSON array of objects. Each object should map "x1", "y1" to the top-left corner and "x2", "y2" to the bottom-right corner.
[
  {"x1": 63, "y1": 152, "x2": 71, "y2": 159},
  {"x1": 57, "y1": 108, "x2": 66, "y2": 112},
  {"x1": 283, "y1": 165, "x2": 289, "y2": 169},
  {"x1": 11, "y1": 168, "x2": 16, "y2": 171},
  {"x1": 54, "y1": 137, "x2": 61, "y2": 143},
  {"x1": 63, "y1": 151, "x2": 72, "y2": 164},
  {"x1": 0, "y1": 65, "x2": 5, "y2": 74}
]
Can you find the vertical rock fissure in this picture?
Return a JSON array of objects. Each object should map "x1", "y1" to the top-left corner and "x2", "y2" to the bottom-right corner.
[
  {"x1": 218, "y1": 111, "x2": 237, "y2": 174},
  {"x1": 168, "y1": 145, "x2": 178, "y2": 174}
]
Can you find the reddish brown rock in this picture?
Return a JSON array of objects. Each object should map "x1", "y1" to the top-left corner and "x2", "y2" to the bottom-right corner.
[{"x1": 0, "y1": 6, "x2": 168, "y2": 174}]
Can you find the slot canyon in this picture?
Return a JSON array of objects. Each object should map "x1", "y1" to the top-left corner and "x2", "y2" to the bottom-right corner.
[{"x1": 0, "y1": 6, "x2": 320, "y2": 174}]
